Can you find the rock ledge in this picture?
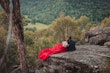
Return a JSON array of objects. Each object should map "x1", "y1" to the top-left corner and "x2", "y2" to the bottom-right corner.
[{"x1": 36, "y1": 45, "x2": 110, "y2": 73}]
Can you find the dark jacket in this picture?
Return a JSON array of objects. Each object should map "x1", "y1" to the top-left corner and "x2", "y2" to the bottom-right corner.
[{"x1": 68, "y1": 40, "x2": 76, "y2": 51}]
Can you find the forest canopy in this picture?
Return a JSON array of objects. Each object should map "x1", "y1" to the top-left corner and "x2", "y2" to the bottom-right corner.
[{"x1": 20, "y1": 0, "x2": 110, "y2": 24}]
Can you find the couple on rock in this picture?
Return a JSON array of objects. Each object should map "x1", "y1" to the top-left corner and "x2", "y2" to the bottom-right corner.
[{"x1": 38, "y1": 36, "x2": 76, "y2": 61}]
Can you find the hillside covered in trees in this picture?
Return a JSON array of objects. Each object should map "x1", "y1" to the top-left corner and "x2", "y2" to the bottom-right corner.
[
  {"x1": 0, "y1": 0, "x2": 110, "y2": 72},
  {"x1": 20, "y1": 0, "x2": 110, "y2": 24}
]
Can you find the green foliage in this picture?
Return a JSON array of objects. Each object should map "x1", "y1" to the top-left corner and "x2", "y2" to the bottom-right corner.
[
  {"x1": 21, "y1": 15, "x2": 28, "y2": 26},
  {"x1": 100, "y1": 17, "x2": 110, "y2": 27},
  {"x1": 7, "y1": 42, "x2": 18, "y2": 65},
  {"x1": 51, "y1": 13, "x2": 90, "y2": 43},
  {"x1": 25, "y1": 27, "x2": 36, "y2": 32},
  {"x1": 0, "y1": 27, "x2": 7, "y2": 57},
  {"x1": 52, "y1": 13, "x2": 75, "y2": 42},
  {"x1": 77, "y1": 16, "x2": 90, "y2": 25},
  {"x1": 24, "y1": 31, "x2": 34, "y2": 46},
  {"x1": 0, "y1": 10, "x2": 8, "y2": 30},
  {"x1": 20, "y1": 0, "x2": 110, "y2": 24}
]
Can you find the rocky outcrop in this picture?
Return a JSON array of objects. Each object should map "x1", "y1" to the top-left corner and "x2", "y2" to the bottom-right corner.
[
  {"x1": 85, "y1": 27, "x2": 110, "y2": 47},
  {"x1": 104, "y1": 41, "x2": 110, "y2": 48},
  {"x1": 36, "y1": 45, "x2": 110, "y2": 73}
]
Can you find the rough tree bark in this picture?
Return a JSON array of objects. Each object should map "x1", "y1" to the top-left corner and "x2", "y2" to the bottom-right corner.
[
  {"x1": 0, "y1": 0, "x2": 29, "y2": 73},
  {"x1": 12, "y1": 0, "x2": 29, "y2": 73}
]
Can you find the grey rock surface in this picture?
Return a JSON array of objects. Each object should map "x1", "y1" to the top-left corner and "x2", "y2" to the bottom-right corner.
[
  {"x1": 104, "y1": 41, "x2": 110, "y2": 48},
  {"x1": 36, "y1": 45, "x2": 110, "y2": 73},
  {"x1": 85, "y1": 27, "x2": 110, "y2": 46}
]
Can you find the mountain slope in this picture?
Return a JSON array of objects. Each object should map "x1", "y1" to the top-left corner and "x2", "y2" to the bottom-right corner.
[{"x1": 20, "y1": 0, "x2": 110, "y2": 24}]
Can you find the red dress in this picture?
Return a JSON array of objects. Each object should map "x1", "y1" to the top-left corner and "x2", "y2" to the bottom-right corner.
[{"x1": 38, "y1": 43, "x2": 67, "y2": 61}]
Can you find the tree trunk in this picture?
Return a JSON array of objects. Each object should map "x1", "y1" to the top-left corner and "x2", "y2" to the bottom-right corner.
[
  {"x1": 12, "y1": 0, "x2": 29, "y2": 73},
  {"x1": 0, "y1": 0, "x2": 29, "y2": 73},
  {"x1": 0, "y1": 0, "x2": 10, "y2": 17}
]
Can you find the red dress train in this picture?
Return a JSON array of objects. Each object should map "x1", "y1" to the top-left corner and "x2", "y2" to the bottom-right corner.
[{"x1": 38, "y1": 44, "x2": 67, "y2": 61}]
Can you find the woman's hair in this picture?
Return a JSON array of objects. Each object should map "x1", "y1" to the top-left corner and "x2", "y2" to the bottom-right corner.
[{"x1": 62, "y1": 41, "x2": 69, "y2": 48}]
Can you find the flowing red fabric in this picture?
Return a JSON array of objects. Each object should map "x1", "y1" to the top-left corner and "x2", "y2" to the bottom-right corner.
[{"x1": 38, "y1": 44, "x2": 67, "y2": 61}]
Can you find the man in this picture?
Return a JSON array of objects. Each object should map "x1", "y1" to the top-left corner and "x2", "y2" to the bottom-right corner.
[{"x1": 67, "y1": 36, "x2": 76, "y2": 51}]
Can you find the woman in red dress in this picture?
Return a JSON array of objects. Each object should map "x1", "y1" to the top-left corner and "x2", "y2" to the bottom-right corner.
[{"x1": 38, "y1": 41, "x2": 69, "y2": 61}]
